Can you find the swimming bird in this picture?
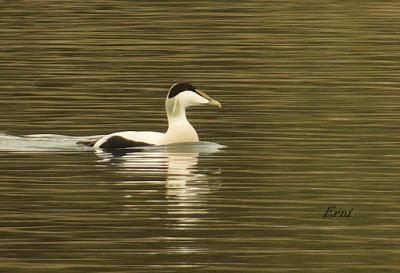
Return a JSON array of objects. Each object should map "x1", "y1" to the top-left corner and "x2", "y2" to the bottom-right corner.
[{"x1": 89, "y1": 82, "x2": 221, "y2": 149}]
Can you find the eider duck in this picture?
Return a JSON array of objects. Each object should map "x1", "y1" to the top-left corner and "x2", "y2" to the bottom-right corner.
[{"x1": 91, "y1": 82, "x2": 221, "y2": 149}]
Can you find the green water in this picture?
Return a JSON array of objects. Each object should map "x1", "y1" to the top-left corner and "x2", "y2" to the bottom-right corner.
[{"x1": 1, "y1": 1, "x2": 400, "y2": 272}]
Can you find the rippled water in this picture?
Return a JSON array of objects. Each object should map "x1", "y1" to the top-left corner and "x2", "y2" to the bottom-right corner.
[{"x1": 1, "y1": 1, "x2": 400, "y2": 272}]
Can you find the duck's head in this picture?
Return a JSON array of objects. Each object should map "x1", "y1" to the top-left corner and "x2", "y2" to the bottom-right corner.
[{"x1": 166, "y1": 82, "x2": 222, "y2": 112}]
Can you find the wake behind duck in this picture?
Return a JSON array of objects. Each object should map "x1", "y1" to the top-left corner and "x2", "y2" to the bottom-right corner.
[{"x1": 0, "y1": 83, "x2": 223, "y2": 153}]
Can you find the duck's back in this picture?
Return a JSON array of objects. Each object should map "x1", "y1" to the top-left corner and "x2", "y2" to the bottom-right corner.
[{"x1": 93, "y1": 131, "x2": 164, "y2": 149}]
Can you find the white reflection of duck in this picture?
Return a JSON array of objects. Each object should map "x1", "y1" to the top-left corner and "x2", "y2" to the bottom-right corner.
[
  {"x1": 96, "y1": 143, "x2": 223, "y2": 232},
  {"x1": 88, "y1": 83, "x2": 221, "y2": 149},
  {"x1": 95, "y1": 143, "x2": 223, "y2": 198}
]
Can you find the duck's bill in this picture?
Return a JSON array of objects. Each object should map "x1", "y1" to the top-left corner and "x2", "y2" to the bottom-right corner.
[
  {"x1": 207, "y1": 99, "x2": 222, "y2": 108},
  {"x1": 196, "y1": 89, "x2": 222, "y2": 109}
]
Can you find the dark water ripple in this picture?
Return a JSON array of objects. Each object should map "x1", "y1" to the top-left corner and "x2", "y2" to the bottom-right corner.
[{"x1": 1, "y1": 1, "x2": 400, "y2": 272}]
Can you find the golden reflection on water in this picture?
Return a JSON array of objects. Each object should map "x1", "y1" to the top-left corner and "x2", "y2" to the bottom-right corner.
[{"x1": 1, "y1": 0, "x2": 400, "y2": 272}]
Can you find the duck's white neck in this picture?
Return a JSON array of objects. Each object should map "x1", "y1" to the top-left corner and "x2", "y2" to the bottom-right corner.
[{"x1": 159, "y1": 98, "x2": 199, "y2": 145}]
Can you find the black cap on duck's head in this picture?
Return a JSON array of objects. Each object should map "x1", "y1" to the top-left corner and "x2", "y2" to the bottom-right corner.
[
  {"x1": 168, "y1": 82, "x2": 197, "y2": 98},
  {"x1": 166, "y1": 82, "x2": 222, "y2": 109}
]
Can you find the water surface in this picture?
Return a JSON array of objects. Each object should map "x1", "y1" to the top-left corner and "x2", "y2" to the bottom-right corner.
[{"x1": 1, "y1": 1, "x2": 400, "y2": 272}]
